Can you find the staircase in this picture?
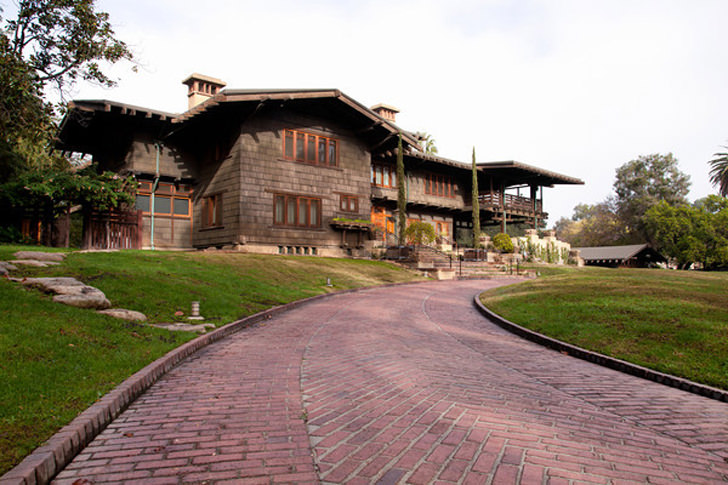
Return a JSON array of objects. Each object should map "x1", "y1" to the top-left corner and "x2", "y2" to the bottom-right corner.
[{"x1": 390, "y1": 245, "x2": 529, "y2": 280}]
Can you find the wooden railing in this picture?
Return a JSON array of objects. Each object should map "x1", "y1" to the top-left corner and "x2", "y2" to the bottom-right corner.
[
  {"x1": 83, "y1": 210, "x2": 143, "y2": 250},
  {"x1": 478, "y1": 192, "x2": 542, "y2": 214}
]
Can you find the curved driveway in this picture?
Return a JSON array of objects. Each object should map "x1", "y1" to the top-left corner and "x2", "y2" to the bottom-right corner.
[{"x1": 54, "y1": 280, "x2": 728, "y2": 484}]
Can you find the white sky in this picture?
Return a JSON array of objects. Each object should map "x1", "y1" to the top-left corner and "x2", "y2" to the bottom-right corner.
[{"x1": 53, "y1": 0, "x2": 728, "y2": 223}]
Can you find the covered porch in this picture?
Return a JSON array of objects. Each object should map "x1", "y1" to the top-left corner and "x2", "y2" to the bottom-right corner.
[{"x1": 475, "y1": 160, "x2": 584, "y2": 232}]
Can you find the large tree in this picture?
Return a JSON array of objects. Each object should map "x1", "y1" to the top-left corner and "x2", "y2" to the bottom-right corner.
[
  {"x1": 613, "y1": 153, "x2": 691, "y2": 242},
  {"x1": 0, "y1": 1, "x2": 135, "y2": 243},
  {"x1": 708, "y1": 146, "x2": 728, "y2": 197},
  {"x1": 644, "y1": 196, "x2": 728, "y2": 270},
  {"x1": 1, "y1": 0, "x2": 133, "y2": 178},
  {"x1": 553, "y1": 200, "x2": 626, "y2": 247}
]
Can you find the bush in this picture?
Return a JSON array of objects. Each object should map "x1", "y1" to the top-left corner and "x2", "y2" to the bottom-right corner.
[
  {"x1": 492, "y1": 232, "x2": 514, "y2": 253},
  {"x1": 404, "y1": 221, "x2": 436, "y2": 246}
]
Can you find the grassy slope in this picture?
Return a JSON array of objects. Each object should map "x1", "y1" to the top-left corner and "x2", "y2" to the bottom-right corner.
[
  {"x1": 481, "y1": 266, "x2": 728, "y2": 390},
  {"x1": 0, "y1": 245, "x2": 422, "y2": 474}
]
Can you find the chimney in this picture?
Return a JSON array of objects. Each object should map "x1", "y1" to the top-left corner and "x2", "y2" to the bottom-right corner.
[
  {"x1": 371, "y1": 103, "x2": 399, "y2": 123},
  {"x1": 182, "y1": 73, "x2": 227, "y2": 110}
]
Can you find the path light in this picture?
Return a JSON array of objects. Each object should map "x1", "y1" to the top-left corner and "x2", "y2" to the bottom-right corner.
[
  {"x1": 326, "y1": 277, "x2": 333, "y2": 287},
  {"x1": 188, "y1": 301, "x2": 204, "y2": 320}
]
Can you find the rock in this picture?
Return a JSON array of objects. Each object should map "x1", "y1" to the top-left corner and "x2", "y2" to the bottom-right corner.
[
  {"x1": 22, "y1": 277, "x2": 111, "y2": 309},
  {"x1": 0, "y1": 261, "x2": 18, "y2": 273},
  {"x1": 97, "y1": 308, "x2": 147, "y2": 321},
  {"x1": 53, "y1": 293, "x2": 111, "y2": 309},
  {"x1": 8, "y1": 259, "x2": 60, "y2": 267},
  {"x1": 149, "y1": 322, "x2": 216, "y2": 333},
  {"x1": 21, "y1": 277, "x2": 85, "y2": 293},
  {"x1": 13, "y1": 251, "x2": 66, "y2": 262}
]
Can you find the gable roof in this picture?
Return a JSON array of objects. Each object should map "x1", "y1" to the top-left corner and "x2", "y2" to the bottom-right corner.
[
  {"x1": 573, "y1": 244, "x2": 665, "y2": 263},
  {"x1": 56, "y1": 89, "x2": 421, "y2": 154}
]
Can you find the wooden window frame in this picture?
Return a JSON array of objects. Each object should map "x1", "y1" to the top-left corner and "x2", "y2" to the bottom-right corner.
[
  {"x1": 424, "y1": 173, "x2": 455, "y2": 198},
  {"x1": 273, "y1": 193, "x2": 322, "y2": 228},
  {"x1": 136, "y1": 181, "x2": 192, "y2": 219},
  {"x1": 282, "y1": 129, "x2": 338, "y2": 167},
  {"x1": 339, "y1": 194, "x2": 358, "y2": 213},
  {"x1": 371, "y1": 163, "x2": 397, "y2": 188},
  {"x1": 203, "y1": 193, "x2": 223, "y2": 228}
]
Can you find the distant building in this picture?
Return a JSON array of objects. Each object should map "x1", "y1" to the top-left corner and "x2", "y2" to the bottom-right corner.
[
  {"x1": 573, "y1": 244, "x2": 666, "y2": 268},
  {"x1": 55, "y1": 73, "x2": 583, "y2": 254}
]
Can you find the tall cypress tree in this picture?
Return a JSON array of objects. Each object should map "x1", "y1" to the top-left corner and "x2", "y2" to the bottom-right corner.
[
  {"x1": 472, "y1": 147, "x2": 481, "y2": 248},
  {"x1": 397, "y1": 134, "x2": 407, "y2": 245}
]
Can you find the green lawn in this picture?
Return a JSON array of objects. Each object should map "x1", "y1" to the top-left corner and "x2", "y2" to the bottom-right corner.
[
  {"x1": 480, "y1": 266, "x2": 728, "y2": 390},
  {"x1": 0, "y1": 245, "x2": 422, "y2": 475}
]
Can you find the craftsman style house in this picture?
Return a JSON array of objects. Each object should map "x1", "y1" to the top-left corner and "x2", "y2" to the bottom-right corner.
[{"x1": 55, "y1": 74, "x2": 582, "y2": 256}]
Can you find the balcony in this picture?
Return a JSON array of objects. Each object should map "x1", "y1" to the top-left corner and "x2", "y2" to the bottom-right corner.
[{"x1": 478, "y1": 192, "x2": 545, "y2": 218}]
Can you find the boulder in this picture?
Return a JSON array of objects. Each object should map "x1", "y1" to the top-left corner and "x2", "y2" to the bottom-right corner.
[
  {"x1": 21, "y1": 277, "x2": 85, "y2": 293},
  {"x1": 0, "y1": 261, "x2": 18, "y2": 274},
  {"x1": 97, "y1": 308, "x2": 147, "y2": 321},
  {"x1": 13, "y1": 251, "x2": 66, "y2": 262},
  {"x1": 22, "y1": 277, "x2": 111, "y2": 309},
  {"x1": 8, "y1": 260, "x2": 60, "y2": 267},
  {"x1": 53, "y1": 293, "x2": 111, "y2": 309}
]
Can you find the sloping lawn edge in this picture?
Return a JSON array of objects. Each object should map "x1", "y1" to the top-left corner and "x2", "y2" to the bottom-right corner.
[
  {"x1": 0, "y1": 279, "x2": 434, "y2": 485},
  {"x1": 473, "y1": 295, "x2": 728, "y2": 403}
]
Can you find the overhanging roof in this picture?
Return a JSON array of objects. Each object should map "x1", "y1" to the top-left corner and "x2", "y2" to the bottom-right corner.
[
  {"x1": 477, "y1": 160, "x2": 584, "y2": 187},
  {"x1": 56, "y1": 89, "x2": 421, "y2": 154},
  {"x1": 573, "y1": 244, "x2": 665, "y2": 262}
]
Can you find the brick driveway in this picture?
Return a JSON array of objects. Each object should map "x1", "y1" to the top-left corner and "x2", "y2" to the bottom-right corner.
[{"x1": 53, "y1": 280, "x2": 728, "y2": 484}]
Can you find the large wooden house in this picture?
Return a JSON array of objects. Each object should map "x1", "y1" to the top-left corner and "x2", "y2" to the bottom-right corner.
[{"x1": 55, "y1": 73, "x2": 582, "y2": 256}]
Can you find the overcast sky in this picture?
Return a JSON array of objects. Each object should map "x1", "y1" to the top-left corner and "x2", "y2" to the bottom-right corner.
[{"x1": 56, "y1": 0, "x2": 728, "y2": 223}]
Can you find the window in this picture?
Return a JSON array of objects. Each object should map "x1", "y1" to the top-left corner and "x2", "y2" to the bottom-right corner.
[
  {"x1": 371, "y1": 163, "x2": 396, "y2": 188},
  {"x1": 424, "y1": 173, "x2": 455, "y2": 198},
  {"x1": 283, "y1": 129, "x2": 338, "y2": 166},
  {"x1": 203, "y1": 193, "x2": 223, "y2": 228},
  {"x1": 135, "y1": 181, "x2": 192, "y2": 218},
  {"x1": 339, "y1": 194, "x2": 358, "y2": 213},
  {"x1": 274, "y1": 194, "x2": 321, "y2": 228}
]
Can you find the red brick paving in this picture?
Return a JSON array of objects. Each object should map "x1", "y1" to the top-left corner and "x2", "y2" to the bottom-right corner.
[{"x1": 52, "y1": 280, "x2": 728, "y2": 484}]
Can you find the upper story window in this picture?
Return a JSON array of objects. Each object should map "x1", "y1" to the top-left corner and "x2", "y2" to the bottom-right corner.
[
  {"x1": 135, "y1": 181, "x2": 192, "y2": 218},
  {"x1": 339, "y1": 194, "x2": 358, "y2": 213},
  {"x1": 371, "y1": 163, "x2": 396, "y2": 188},
  {"x1": 274, "y1": 194, "x2": 321, "y2": 228},
  {"x1": 424, "y1": 173, "x2": 455, "y2": 198},
  {"x1": 283, "y1": 129, "x2": 338, "y2": 167}
]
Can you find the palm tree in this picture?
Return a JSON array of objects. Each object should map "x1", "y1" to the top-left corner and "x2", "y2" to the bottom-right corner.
[
  {"x1": 414, "y1": 132, "x2": 438, "y2": 155},
  {"x1": 709, "y1": 147, "x2": 728, "y2": 196}
]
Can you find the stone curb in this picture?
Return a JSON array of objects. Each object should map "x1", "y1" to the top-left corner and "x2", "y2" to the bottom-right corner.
[
  {"x1": 473, "y1": 295, "x2": 728, "y2": 404},
  {"x1": 0, "y1": 279, "x2": 436, "y2": 485}
]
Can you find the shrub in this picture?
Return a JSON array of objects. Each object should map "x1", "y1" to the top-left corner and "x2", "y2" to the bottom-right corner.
[
  {"x1": 493, "y1": 233, "x2": 514, "y2": 253},
  {"x1": 404, "y1": 221, "x2": 436, "y2": 246}
]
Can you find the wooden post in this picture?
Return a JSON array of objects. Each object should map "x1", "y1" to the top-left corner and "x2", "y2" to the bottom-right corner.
[
  {"x1": 136, "y1": 210, "x2": 143, "y2": 249},
  {"x1": 531, "y1": 185, "x2": 538, "y2": 229},
  {"x1": 500, "y1": 184, "x2": 506, "y2": 233}
]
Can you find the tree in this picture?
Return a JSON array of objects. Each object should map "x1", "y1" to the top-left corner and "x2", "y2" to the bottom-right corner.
[
  {"x1": 415, "y1": 132, "x2": 438, "y2": 155},
  {"x1": 1, "y1": 0, "x2": 134, "y2": 180},
  {"x1": 613, "y1": 153, "x2": 691, "y2": 242},
  {"x1": 396, "y1": 134, "x2": 407, "y2": 245},
  {"x1": 708, "y1": 146, "x2": 728, "y2": 197},
  {"x1": 4, "y1": 0, "x2": 133, "y2": 97},
  {"x1": 554, "y1": 200, "x2": 627, "y2": 247},
  {"x1": 644, "y1": 196, "x2": 728, "y2": 270},
  {"x1": 471, "y1": 147, "x2": 480, "y2": 248},
  {"x1": 0, "y1": 164, "x2": 137, "y2": 244}
]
